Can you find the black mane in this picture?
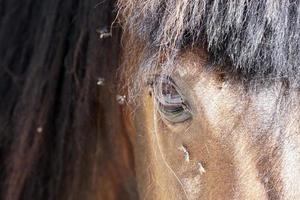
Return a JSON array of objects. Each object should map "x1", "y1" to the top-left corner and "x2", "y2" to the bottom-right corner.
[{"x1": 0, "y1": 0, "x2": 136, "y2": 199}]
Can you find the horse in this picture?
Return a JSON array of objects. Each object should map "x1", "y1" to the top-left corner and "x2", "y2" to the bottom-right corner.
[
  {"x1": 119, "y1": 0, "x2": 300, "y2": 199},
  {"x1": 1, "y1": 0, "x2": 300, "y2": 199}
]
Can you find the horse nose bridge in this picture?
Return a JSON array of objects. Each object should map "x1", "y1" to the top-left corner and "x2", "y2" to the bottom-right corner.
[
  {"x1": 227, "y1": 130, "x2": 269, "y2": 200},
  {"x1": 228, "y1": 113, "x2": 300, "y2": 200},
  {"x1": 280, "y1": 129, "x2": 300, "y2": 199}
]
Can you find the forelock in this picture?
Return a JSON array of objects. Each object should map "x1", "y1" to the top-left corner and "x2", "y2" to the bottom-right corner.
[{"x1": 119, "y1": 0, "x2": 300, "y2": 84}]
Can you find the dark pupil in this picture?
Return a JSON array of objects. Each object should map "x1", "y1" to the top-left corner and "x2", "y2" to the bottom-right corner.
[{"x1": 160, "y1": 103, "x2": 184, "y2": 114}]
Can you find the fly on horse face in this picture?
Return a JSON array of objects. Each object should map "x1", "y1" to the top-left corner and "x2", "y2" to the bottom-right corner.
[{"x1": 0, "y1": 0, "x2": 300, "y2": 200}]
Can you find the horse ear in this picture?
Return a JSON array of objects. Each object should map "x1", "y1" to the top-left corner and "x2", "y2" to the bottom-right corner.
[{"x1": 0, "y1": 0, "x2": 136, "y2": 199}]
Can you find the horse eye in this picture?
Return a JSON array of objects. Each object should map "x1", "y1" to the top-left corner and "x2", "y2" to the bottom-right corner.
[{"x1": 153, "y1": 76, "x2": 192, "y2": 123}]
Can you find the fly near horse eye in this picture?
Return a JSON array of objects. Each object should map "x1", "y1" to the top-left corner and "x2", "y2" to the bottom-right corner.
[{"x1": 153, "y1": 76, "x2": 192, "y2": 123}]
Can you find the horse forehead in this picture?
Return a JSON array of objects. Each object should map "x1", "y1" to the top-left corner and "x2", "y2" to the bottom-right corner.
[
  {"x1": 175, "y1": 49, "x2": 292, "y2": 111},
  {"x1": 192, "y1": 76, "x2": 293, "y2": 130}
]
